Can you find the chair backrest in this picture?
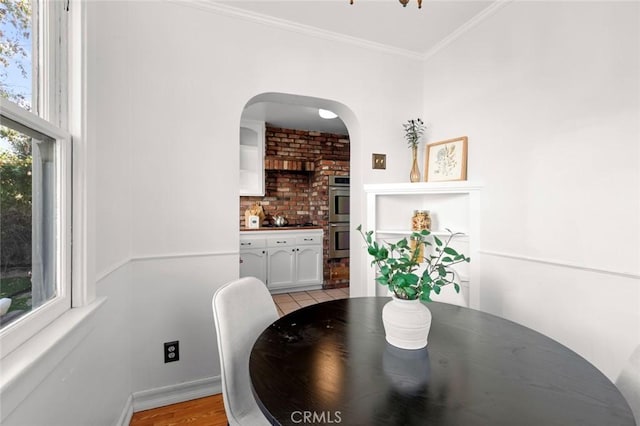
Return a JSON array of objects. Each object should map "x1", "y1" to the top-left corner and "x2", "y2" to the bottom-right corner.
[
  {"x1": 617, "y1": 344, "x2": 640, "y2": 423},
  {"x1": 212, "y1": 277, "x2": 279, "y2": 425}
]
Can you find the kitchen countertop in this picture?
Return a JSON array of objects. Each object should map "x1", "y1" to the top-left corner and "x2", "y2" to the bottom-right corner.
[{"x1": 240, "y1": 226, "x2": 323, "y2": 232}]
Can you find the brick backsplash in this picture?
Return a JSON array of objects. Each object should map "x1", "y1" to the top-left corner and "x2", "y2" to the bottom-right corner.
[
  {"x1": 240, "y1": 125, "x2": 350, "y2": 289},
  {"x1": 240, "y1": 126, "x2": 350, "y2": 227}
]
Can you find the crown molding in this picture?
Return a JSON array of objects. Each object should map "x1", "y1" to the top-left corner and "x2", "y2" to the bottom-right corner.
[
  {"x1": 422, "y1": 0, "x2": 513, "y2": 62},
  {"x1": 168, "y1": 0, "x2": 425, "y2": 61}
]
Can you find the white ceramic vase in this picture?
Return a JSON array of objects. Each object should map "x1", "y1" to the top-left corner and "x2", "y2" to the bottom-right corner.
[{"x1": 382, "y1": 297, "x2": 432, "y2": 350}]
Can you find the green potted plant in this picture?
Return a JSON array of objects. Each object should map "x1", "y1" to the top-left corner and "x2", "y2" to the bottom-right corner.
[
  {"x1": 403, "y1": 118, "x2": 426, "y2": 182},
  {"x1": 357, "y1": 225, "x2": 470, "y2": 349}
]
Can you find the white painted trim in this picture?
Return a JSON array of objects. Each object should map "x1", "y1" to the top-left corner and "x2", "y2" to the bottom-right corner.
[
  {"x1": 0, "y1": 100, "x2": 74, "y2": 358},
  {"x1": 96, "y1": 251, "x2": 238, "y2": 282},
  {"x1": 364, "y1": 181, "x2": 483, "y2": 195},
  {"x1": 115, "y1": 394, "x2": 134, "y2": 426},
  {"x1": 169, "y1": 0, "x2": 424, "y2": 60},
  {"x1": 168, "y1": 0, "x2": 512, "y2": 62},
  {"x1": 0, "y1": 99, "x2": 70, "y2": 141},
  {"x1": 423, "y1": 0, "x2": 513, "y2": 62},
  {"x1": 69, "y1": 0, "x2": 94, "y2": 308},
  {"x1": 132, "y1": 250, "x2": 238, "y2": 262},
  {"x1": 131, "y1": 376, "x2": 222, "y2": 413},
  {"x1": 96, "y1": 258, "x2": 132, "y2": 283},
  {"x1": 479, "y1": 250, "x2": 640, "y2": 280},
  {"x1": 0, "y1": 298, "x2": 107, "y2": 423}
]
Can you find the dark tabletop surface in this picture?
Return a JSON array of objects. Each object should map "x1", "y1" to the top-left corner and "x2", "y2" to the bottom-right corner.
[{"x1": 249, "y1": 297, "x2": 635, "y2": 426}]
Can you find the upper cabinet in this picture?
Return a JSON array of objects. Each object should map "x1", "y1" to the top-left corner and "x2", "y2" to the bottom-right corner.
[{"x1": 239, "y1": 119, "x2": 265, "y2": 196}]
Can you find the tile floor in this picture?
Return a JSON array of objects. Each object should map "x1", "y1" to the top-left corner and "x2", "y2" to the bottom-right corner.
[{"x1": 272, "y1": 288, "x2": 350, "y2": 317}]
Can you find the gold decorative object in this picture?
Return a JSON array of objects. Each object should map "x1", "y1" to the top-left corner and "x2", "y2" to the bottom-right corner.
[
  {"x1": 404, "y1": 118, "x2": 426, "y2": 183},
  {"x1": 412, "y1": 210, "x2": 431, "y2": 231},
  {"x1": 410, "y1": 145, "x2": 421, "y2": 183},
  {"x1": 411, "y1": 210, "x2": 431, "y2": 262}
]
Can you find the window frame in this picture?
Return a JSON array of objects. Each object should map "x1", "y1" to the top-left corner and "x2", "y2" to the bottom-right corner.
[
  {"x1": 0, "y1": 0, "x2": 72, "y2": 358},
  {"x1": 0, "y1": 100, "x2": 72, "y2": 358}
]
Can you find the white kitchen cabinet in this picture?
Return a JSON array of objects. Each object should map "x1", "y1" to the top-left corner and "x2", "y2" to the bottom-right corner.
[
  {"x1": 296, "y1": 245, "x2": 323, "y2": 285},
  {"x1": 239, "y1": 249, "x2": 268, "y2": 285},
  {"x1": 364, "y1": 181, "x2": 482, "y2": 308},
  {"x1": 239, "y1": 237, "x2": 267, "y2": 284},
  {"x1": 240, "y1": 229, "x2": 323, "y2": 293},
  {"x1": 239, "y1": 119, "x2": 265, "y2": 196},
  {"x1": 267, "y1": 246, "x2": 296, "y2": 290}
]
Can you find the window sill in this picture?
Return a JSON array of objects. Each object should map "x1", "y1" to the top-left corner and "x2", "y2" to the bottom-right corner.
[{"x1": 0, "y1": 297, "x2": 107, "y2": 422}]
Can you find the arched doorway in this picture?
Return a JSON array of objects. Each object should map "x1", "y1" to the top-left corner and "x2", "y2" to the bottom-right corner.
[{"x1": 238, "y1": 92, "x2": 357, "y2": 293}]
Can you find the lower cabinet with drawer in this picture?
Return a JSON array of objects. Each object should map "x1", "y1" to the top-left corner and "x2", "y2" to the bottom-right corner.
[{"x1": 240, "y1": 229, "x2": 323, "y2": 293}]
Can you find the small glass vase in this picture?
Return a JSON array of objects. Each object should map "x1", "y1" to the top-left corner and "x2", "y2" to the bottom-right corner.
[{"x1": 410, "y1": 145, "x2": 421, "y2": 183}]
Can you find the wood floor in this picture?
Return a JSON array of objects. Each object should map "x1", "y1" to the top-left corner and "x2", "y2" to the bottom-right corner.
[{"x1": 129, "y1": 394, "x2": 227, "y2": 426}]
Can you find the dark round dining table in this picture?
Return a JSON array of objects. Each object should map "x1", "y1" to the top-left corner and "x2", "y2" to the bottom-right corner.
[{"x1": 249, "y1": 297, "x2": 635, "y2": 426}]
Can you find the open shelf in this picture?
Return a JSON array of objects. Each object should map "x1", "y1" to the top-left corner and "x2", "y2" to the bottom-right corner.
[{"x1": 364, "y1": 181, "x2": 482, "y2": 308}]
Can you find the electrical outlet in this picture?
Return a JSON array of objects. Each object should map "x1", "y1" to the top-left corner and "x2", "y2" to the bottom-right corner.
[{"x1": 164, "y1": 341, "x2": 179, "y2": 363}]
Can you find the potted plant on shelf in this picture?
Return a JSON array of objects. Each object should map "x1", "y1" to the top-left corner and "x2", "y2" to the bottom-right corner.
[
  {"x1": 403, "y1": 118, "x2": 426, "y2": 182},
  {"x1": 357, "y1": 225, "x2": 470, "y2": 350}
]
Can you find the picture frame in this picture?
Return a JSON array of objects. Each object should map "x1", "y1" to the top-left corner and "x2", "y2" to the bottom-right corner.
[{"x1": 424, "y1": 136, "x2": 468, "y2": 182}]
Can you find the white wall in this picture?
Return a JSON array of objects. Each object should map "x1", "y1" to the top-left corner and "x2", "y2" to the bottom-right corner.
[
  {"x1": 422, "y1": 0, "x2": 639, "y2": 386},
  {"x1": 1, "y1": 1, "x2": 423, "y2": 424},
  {"x1": 8, "y1": 1, "x2": 636, "y2": 424},
  {"x1": 1, "y1": 265, "x2": 134, "y2": 426}
]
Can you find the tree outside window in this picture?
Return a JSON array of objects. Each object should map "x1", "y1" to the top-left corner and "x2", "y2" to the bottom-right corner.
[{"x1": 1, "y1": 0, "x2": 35, "y2": 325}]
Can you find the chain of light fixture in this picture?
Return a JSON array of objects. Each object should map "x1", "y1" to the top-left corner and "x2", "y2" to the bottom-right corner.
[{"x1": 349, "y1": 0, "x2": 423, "y2": 8}]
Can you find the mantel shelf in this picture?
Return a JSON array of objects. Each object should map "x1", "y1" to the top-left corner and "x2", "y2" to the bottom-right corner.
[
  {"x1": 364, "y1": 181, "x2": 483, "y2": 195},
  {"x1": 374, "y1": 229, "x2": 469, "y2": 239}
]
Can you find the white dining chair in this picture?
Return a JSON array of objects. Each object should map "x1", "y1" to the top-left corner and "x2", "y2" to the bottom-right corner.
[
  {"x1": 212, "y1": 276, "x2": 278, "y2": 426},
  {"x1": 616, "y1": 344, "x2": 640, "y2": 423}
]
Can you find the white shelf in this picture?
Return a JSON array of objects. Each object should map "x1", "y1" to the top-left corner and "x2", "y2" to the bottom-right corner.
[
  {"x1": 239, "y1": 119, "x2": 265, "y2": 196},
  {"x1": 374, "y1": 229, "x2": 468, "y2": 237},
  {"x1": 364, "y1": 181, "x2": 481, "y2": 308},
  {"x1": 364, "y1": 181, "x2": 483, "y2": 195}
]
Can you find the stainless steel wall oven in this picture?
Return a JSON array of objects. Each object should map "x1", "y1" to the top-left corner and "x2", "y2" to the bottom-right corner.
[{"x1": 328, "y1": 176, "x2": 350, "y2": 259}]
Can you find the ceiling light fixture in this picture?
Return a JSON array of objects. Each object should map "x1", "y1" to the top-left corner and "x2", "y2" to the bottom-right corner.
[
  {"x1": 349, "y1": 0, "x2": 422, "y2": 8},
  {"x1": 319, "y1": 109, "x2": 338, "y2": 119}
]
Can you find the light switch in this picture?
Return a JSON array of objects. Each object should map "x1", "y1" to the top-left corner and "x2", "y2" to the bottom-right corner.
[{"x1": 372, "y1": 153, "x2": 386, "y2": 170}]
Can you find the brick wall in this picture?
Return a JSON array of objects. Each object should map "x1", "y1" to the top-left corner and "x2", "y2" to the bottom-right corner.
[
  {"x1": 240, "y1": 126, "x2": 350, "y2": 226},
  {"x1": 265, "y1": 128, "x2": 349, "y2": 163},
  {"x1": 240, "y1": 172, "x2": 312, "y2": 226},
  {"x1": 239, "y1": 125, "x2": 350, "y2": 289}
]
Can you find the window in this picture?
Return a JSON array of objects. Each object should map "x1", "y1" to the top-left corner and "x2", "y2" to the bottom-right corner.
[{"x1": 0, "y1": 0, "x2": 70, "y2": 357}]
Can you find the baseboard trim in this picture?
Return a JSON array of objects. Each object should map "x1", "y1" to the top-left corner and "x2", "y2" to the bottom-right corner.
[
  {"x1": 133, "y1": 376, "x2": 222, "y2": 413},
  {"x1": 116, "y1": 376, "x2": 222, "y2": 425},
  {"x1": 115, "y1": 394, "x2": 134, "y2": 426}
]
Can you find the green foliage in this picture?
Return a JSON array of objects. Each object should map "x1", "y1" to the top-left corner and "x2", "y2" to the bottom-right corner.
[
  {"x1": 1, "y1": 149, "x2": 32, "y2": 269},
  {"x1": 402, "y1": 118, "x2": 426, "y2": 149},
  {"x1": 357, "y1": 225, "x2": 470, "y2": 301},
  {"x1": 0, "y1": 275, "x2": 30, "y2": 312}
]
